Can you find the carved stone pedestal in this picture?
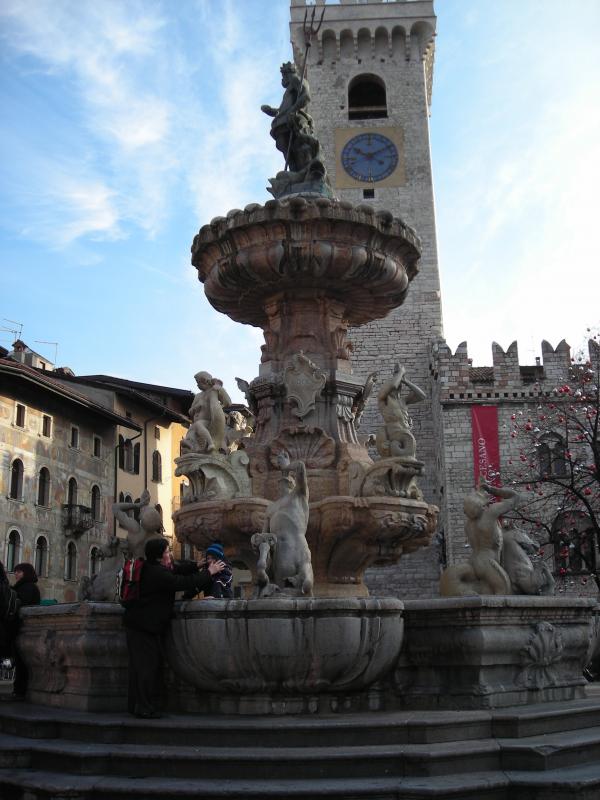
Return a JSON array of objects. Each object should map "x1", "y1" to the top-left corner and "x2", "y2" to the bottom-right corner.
[{"x1": 393, "y1": 596, "x2": 597, "y2": 710}]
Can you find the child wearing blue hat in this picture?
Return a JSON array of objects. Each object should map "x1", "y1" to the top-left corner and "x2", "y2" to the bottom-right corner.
[{"x1": 203, "y1": 542, "x2": 233, "y2": 599}]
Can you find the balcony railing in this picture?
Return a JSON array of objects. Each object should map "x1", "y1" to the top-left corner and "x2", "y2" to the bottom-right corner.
[{"x1": 62, "y1": 504, "x2": 94, "y2": 536}]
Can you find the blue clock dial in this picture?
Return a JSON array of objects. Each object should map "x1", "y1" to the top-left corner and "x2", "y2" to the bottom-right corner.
[{"x1": 341, "y1": 133, "x2": 399, "y2": 183}]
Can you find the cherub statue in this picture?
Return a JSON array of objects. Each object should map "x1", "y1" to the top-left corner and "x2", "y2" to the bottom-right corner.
[
  {"x1": 112, "y1": 490, "x2": 164, "y2": 559},
  {"x1": 225, "y1": 410, "x2": 253, "y2": 452},
  {"x1": 440, "y1": 481, "x2": 526, "y2": 597},
  {"x1": 251, "y1": 452, "x2": 313, "y2": 597},
  {"x1": 376, "y1": 363, "x2": 426, "y2": 460},
  {"x1": 181, "y1": 371, "x2": 232, "y2": 455}
]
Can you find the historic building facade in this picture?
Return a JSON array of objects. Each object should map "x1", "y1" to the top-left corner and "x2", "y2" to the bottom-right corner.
[{"x1": 0, "y1": 358, "x2": 139, "y2": 601}]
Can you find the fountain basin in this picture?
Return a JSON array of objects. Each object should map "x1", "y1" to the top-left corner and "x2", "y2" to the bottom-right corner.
[
  {"x1": 174, "y1": 495, "x2": 437, "y2": 596},
  {"x1": 166, "y1": 597, "x2": 403, "y2": 714}
]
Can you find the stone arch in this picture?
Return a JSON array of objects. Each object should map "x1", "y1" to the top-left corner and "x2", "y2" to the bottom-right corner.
[
  {"x1": 340, "y1": 29, "x2": 354, "y2": 60},
  {"x1": 410, "y1": 20, "x2": 435, "y2": 60},
  {"x1": 322, "y1": 28, "x2": 336, "y2": 61},
  {"x1": 357, "y1": 28, "x2": 371, "y2": 61},
  {"x1": 374, "y1": 27, "x2": 389, "y2": 58},
  {"x1": 391, "y1": 26, "x2": 406, "y2": 59}
]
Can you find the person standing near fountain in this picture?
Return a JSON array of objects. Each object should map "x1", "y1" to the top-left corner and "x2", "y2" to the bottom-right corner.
[{"x1": 123, "y1": 537, "x2": 225, "y2": 719}]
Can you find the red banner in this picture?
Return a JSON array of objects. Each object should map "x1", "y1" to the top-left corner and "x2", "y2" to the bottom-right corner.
[{"x1": 471, "y1": 406, "x2": 500, "y2": 485}]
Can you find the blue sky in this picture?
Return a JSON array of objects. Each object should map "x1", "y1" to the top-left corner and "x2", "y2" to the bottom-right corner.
[{"x1": 1, "y1": 0, "x2": 599, "y2": 402}]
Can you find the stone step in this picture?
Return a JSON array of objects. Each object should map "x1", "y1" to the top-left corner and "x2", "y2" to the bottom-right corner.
[
  {"x1": 0, "y1": 701, "x2": 494, "y2": 748},
  {"x1": 0, "y1": 733, "x2": 503, "y2": 781},
  {"x1": 1, "y1": 765, "x2": 600, "y2": 800},
  {"x1": 1, "y1": 698, "x2": 599, "y2": 750},
  {"x1": 500, "y1": 726, "x2": 600, "y2": 772},
  {"x1": 0, "y1": 768, "x2": 512, "y2": 800},
  {"x1": 492, "y1": 697, "x2": 600, "y2": 738}
]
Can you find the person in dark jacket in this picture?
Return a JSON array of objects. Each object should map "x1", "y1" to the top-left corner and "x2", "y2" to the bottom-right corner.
[
  {"x1": 123, "y1": 537, "x2": 224, "y2": 719},
  {"x1": 10, "y1": 563, "x2": 41, "y2": 699}
]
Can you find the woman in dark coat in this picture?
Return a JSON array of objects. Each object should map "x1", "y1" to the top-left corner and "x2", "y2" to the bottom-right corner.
[
  {"x1": 123, "y1": 537, "x2": 225, "y2": 719},
  {"x1": 11, "y1": 563, "x2": 41, "y2": 698}
]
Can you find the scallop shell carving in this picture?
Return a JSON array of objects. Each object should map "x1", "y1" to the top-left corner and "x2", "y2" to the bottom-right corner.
[{"x1": 269, "y1": 427, "x2": 336, "y2": 469}]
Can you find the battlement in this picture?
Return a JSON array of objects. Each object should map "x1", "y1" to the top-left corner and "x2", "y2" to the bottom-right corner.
[
  {"x1": 430, "y1": 338, "x2": 598, "y2": 402},
  {"x1": 290, "y1": 0, "x2": 435, "y2": 102}
]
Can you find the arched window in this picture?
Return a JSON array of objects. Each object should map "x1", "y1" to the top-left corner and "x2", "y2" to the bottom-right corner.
[
  {"x1": 65, "y1": 541, "x2": 77, "y2": 581},
  {"x1": 67, "y1": 477, "x2": 78, "y2": 506},
  {"x1": 35, "y1": 536, "x2": 49, "y2": 577},
  {"x1": 322, "y1": 29, "x2": 336, "y2": 61},
  {"x1": 348, "y1": 74, "x2": 387, "y2": 120},
  {"x1": 538, "y1": 433, "x2": 566, "y2": 478},
  {"x1": 89, "y1": 546, "x2": 101, "y2": 577},
  {"x1": 6, "y1": 529, "x2": 21, "y2": 572},
  {"x1": 118, "y1": 435, "x2": 125, "y2": 470},
  {"x1": 123, "y1": 439, "x2": 133, "y2": 472},
  {"x1": 37, "y1": 467, "x2": 50, "y2": 506},
  {"x1": 152, "y1": 450, "x2": 162, "y2": 483},
  {"x1": 90, "y1": 485, "x2": 101, "y2": 521},
  {"x1": 552, "y1": 512, "x2": 596, "y2": 575},
  {"x1": 133, "y1": 443, "x2": 140, "y2": 475},
  {"x1": 9, "y1": 459, "x2": 24, "y2": 500}
]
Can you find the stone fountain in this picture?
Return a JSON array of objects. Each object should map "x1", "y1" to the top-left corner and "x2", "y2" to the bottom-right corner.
[{"x1": 163, "y1": 60, "x2": 437, "y2": 713}]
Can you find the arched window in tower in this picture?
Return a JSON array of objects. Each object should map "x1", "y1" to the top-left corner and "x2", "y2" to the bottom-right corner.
[
  {"x1": 90, "y1": 485, "x2": 101, "y2": 521},
  {"x1": 6, "y1": 529, "x2": 21, "y2": 572},
  {"x1": 152, "y1": 450, "x2": 162, "y2": 483},
  {"x1": 9, "y1": 458, "x2": 24, "y2": 500},
  {"x1": 35, "y1": 535, "x2": 49, "y2": 577},
  {"x1": 348, "y1": 74, "x2": 387, "y2": 120},
  {"x1": 37, "y1": 467, "x2": 50, "y2": 507},
  {"x1": 65, "y1": 541, "x2": 77, "y2": 581},
  {"x1": 67, "y1": 477, "x2": 78, "y2": 506}
]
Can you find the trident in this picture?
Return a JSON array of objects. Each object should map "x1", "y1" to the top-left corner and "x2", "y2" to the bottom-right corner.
[{"x1": 284, "y1": 3, "x2": 326, "y2": 171}]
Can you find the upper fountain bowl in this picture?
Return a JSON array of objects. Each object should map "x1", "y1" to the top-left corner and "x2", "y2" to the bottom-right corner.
[{"x1": 191, "y1": 197, "x2": 421, "y2": 328}]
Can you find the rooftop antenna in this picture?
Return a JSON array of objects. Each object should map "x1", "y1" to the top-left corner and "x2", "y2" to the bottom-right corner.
[
  {"x1": 2, "y1": 318, "x2": 23, "y2": 340},
  {"x1": 35, "y1": 340, "x2": 59, "y2": 365},
  {"x1": 284, "y1": 3, "x2": 325, "y2": 171}
]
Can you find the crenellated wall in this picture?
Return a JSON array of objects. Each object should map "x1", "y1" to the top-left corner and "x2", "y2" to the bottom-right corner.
[{"x1": 430, "y1": 338, "x2": 598, "y2": 598}]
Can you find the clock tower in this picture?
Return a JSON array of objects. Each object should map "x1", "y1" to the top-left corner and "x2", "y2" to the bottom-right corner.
[{"x1": 290, "y1": 0, "x2": 443, "y2": 598}]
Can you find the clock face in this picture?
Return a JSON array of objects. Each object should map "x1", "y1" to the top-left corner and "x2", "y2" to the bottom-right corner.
[{"x1": 341, "y1": 133, "x2": 399, "y2": 183}]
